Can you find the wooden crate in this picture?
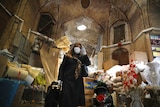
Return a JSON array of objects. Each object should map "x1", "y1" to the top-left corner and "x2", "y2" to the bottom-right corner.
[
  {"x1": 83, "y1": 77, "x2": 95, "y2": 82},
  {"x1": 84, "y1": 88, "x2": 94, "y2": 95},
  {"x1": 85, "y1": 94, "x2": 93, "y2": 106},
  {"x1": 84, "y1": 77, "x2": 95, "y2": 107}
]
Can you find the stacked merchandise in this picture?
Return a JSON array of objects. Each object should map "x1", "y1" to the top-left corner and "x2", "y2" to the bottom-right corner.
[
  {"x1": 0, "y1": 53, "x2": 46, "y2": 105},
  {"x1": 94, "y1": 56, "x2": 160, "y2": 107},
  {"x1": 83, "y1": 77, "x2": 96, "y2": 106},
  {"x1": 9, "y1": 64, "x2": 46, "y2": 103},
  {"x1": 4, "y1": 62, "x2": 46, "y2": 86},
  {"x1": 0, "y1": 55, "x2": 27, "y2": 107}
]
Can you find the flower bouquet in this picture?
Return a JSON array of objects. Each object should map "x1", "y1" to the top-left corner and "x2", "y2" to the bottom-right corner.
[{"x1": 122, "y1": 60, "x2": 144, "y2": 107}]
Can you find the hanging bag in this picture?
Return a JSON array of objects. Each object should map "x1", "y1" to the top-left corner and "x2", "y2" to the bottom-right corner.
[{"x1": 44, "y1": 81, "x2": 62, "y2": 107}]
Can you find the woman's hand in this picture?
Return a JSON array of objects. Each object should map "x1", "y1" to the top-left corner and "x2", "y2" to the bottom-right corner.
[{"x1": 81, "y1": 45, "x2": 87, "y2": 55}]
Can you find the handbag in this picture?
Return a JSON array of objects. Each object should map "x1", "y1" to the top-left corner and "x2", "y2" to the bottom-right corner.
[
  {"x1": 81, "y1": 64, "x2": 88, "y2": 77},
  {"x1": 44, "y1": 81, "x2": 61, "y2": 107}
]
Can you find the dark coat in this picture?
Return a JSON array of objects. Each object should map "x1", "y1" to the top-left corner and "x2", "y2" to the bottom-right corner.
[{"x1": 58, "y1": 54, "x2": 90, "y2": 107}]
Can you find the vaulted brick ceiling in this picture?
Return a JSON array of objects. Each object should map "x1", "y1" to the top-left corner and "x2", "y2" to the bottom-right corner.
[{"x1": 39, "y1": 0, "x2": 142, "y2": 56}]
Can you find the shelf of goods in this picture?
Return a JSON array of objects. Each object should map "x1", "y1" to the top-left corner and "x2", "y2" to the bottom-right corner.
[{"x1": 150, "y1": 35, "x2": 160, "y2": 58}]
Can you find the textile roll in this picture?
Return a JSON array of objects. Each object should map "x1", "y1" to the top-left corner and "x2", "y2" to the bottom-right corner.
[
  {"x1": 21, "y1": 64, "x2": 40, "y2": 78},
  {"x1": 5, "y1": 66, "x2": 28, "y2": 80},
  {"x1": 24, "y1": 75, "x2": 34, "y2": 85},
  {"x1": 21, "y1": 64, "x2": 31, "y2": 68}
]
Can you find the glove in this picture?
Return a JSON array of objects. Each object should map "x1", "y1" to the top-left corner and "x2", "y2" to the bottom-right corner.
[
  {"x1": 57, "y1": 80, "x2": 62, "y2": 85},
  {"x1": 57, "y1": 80, "x2": 63, "y2": 91},
  {"x1": 81, "y1": 45, "x2": 87, "y2": 55}
]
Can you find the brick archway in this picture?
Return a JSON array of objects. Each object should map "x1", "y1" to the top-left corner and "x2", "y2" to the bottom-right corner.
[{"x1": 112, "y1": 47, "x2": 129, "y2": 65}]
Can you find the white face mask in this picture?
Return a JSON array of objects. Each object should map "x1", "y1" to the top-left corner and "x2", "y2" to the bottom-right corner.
[{"x1": 74, "y1": 47, "x2": 81, "y2": 54}]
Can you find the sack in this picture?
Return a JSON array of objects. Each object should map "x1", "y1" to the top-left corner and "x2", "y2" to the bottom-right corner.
[{"x1": 81, "y1": 64, "x2": 88, "y2": 77}]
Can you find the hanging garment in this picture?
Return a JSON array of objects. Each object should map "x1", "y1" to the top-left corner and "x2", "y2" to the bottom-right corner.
[{"x1": 40, "y1": 44, "x2": 60, "y2": 85}]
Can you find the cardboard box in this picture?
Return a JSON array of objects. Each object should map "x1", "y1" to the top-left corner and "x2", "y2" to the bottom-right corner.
[
  {"x1": 83, "y1": 77, "x2": 94, "y2": 106},
  {"x1": 83, "y1": 77, "x2": 95, "y2": 82},
  {"x1": 84, "y1": 88, "x2": 94, "y2": 95},
  {"x1": 129, "y1": 51, "x2": 148, "y2": 64},
  {"x1": 55, "y1": 36, "x2": 71, "y2": 48},
  {"x1": 85, "y1": 94, "x2": 93, "y2": 106}
]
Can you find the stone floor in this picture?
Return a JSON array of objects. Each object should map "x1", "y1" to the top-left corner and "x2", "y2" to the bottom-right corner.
[
  {"x1": 11, "y1": 100, "x2": 44, "y2": 107},
  {"x1": 12, "y1": 103, "x2": 44, "y2": 107}
]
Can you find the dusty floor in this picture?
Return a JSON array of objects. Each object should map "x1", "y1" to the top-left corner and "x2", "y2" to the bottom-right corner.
[{"x1": 13, "y1": 103, "x2": 44, "y2": 107}]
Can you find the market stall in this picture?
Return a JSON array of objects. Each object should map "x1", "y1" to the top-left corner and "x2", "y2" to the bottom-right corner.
[{"x1": 90, "y1": 56, "x2": 160, "y2": 107}]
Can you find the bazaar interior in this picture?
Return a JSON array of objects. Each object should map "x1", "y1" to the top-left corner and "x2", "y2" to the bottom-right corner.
[{"x1": 1, "y1": 0, "x2": 160, "y2": 107}]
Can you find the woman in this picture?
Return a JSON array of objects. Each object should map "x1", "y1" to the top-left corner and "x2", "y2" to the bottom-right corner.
[{"x1": 58, "y1": 42, "x2": 91, "y2": 107}]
